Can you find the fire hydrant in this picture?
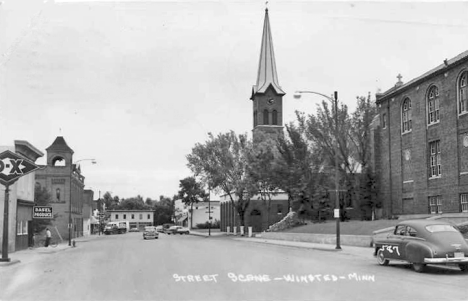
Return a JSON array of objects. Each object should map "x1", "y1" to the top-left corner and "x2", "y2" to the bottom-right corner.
[{"x1": 72, "y1": 240, "x2": 76, "y2": 247}]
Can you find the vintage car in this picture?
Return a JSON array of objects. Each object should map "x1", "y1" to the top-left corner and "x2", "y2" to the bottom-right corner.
[
  {"x1": 143, "y1": 226, "x2": 159, "y2": 240},
  {"x1": 374, "y1": 219, "x2": 468, "y2": 273},
  {"x1": 165, "y1": 226, "x2": 190, "y2": 235}
]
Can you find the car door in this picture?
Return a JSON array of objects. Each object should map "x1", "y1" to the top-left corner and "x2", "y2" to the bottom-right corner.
[{"x1": 380, "y1": 225, "x2": 407, "y2": 260}]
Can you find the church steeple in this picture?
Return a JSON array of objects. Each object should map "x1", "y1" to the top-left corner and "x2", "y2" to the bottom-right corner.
[
  {"x1": 251, "y1": 8, "x2": 285, "y2": 139},
  {"x1": 251, "y1": 8, "x2": 285, "y2": 97}
]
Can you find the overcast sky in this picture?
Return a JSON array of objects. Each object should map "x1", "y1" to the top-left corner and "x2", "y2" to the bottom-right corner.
[{"x1": 1, "y1": 0, "x2": 468, "y2": 200}]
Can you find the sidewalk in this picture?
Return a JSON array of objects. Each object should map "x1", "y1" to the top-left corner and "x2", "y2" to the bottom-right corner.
[
  {"x1": 0, "y1": 234, "x2": 102, "y2": 268},
  {"x1": 190, "y1": 229, "x2": 373, "y2": 258}
]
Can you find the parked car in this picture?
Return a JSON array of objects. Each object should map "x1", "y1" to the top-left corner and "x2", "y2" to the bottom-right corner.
[
  {"x1": 165, "y1": 226, "x2": 190, "y2": 235},
  {"x1": 129, "y1": 227, "x2": 139, "y2": 232},
  {"x1": 373, "y1": 219, "x2": 468, "y2": 273},
  {"x1": 155, "y1": 225, "x2": 164, "y2": 233},
  {"x1": 143, "y1": 226, "x2": 159, "y2": 240}
]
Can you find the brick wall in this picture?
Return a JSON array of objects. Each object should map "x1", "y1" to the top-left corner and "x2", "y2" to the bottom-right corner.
[{"x1": 376, "y1": 59, "x2": 468, "y2": 217}]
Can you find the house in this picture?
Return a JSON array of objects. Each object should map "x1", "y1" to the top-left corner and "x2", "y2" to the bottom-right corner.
[
  {"x1": 0, "y1": 140, "x2": 43, "y2": 252},
  {"x1": 373, "y1": 50, "x2": 468, "y2": 219}
]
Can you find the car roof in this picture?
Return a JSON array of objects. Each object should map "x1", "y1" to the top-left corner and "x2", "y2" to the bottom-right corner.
[{"x1": 397, "y1": 219, "x2": 454, "y2": 229}]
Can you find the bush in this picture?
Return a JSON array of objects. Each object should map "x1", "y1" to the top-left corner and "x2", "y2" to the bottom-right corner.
[{"x1": 195, "y1": 220, "x2": 220, "y2": 229}]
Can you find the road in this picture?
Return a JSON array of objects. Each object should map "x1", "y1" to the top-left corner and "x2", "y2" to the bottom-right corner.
[{"x1": 0, "y1": 233, "x2": 467, "y2": 301}]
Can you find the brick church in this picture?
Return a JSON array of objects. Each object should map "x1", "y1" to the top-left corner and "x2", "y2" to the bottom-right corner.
[{"x1": 373, "y1": 51, "x2": 468, "y2": 218}]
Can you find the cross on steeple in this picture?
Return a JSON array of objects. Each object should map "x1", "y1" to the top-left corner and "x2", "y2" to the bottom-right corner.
[{"x1": 397, "y1": 74, "x2": 402, "y2": 82}]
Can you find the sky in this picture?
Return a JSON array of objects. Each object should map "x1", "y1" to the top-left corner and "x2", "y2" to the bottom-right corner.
[{"x1": 1, "y1": 0, "x2": 468, "y2": 200}]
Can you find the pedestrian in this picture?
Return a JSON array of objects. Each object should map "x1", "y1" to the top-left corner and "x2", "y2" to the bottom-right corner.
[{"x1": 45, "y1": 228, "x2": 51, "y2": 247}]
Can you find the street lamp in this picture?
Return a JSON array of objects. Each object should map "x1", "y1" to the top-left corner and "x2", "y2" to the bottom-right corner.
[
  {"x1": 293, "y1": 90, "x2": 341, "y2": 250},
  {"x1": 69, "y1": 158, "x2": 96, "y2": 246}
]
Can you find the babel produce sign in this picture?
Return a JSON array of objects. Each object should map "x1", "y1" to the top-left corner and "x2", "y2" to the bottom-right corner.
[
  {"x1": 0, "y1": 150, "x2": 40, "y2": 186},
  {"x1": 33, "y1": 206, "x2": 53, "y2": 219}
]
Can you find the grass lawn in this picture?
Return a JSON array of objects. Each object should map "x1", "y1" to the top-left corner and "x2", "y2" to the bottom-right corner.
[{"x1": 284, "y1": 219, "x2": 400, "y2": 236}]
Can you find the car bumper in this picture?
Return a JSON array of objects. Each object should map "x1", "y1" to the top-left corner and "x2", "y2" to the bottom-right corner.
[{"x1": 424, "y1": 257, "x2": 468, "y2": 264}]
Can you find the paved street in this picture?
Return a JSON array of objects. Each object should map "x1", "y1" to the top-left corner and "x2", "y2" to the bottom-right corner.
[{"x1": 0, "y1": 233, "x2": 467, "y2": 301}]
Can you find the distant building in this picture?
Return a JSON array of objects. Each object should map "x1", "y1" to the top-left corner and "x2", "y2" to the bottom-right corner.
[
  {"x1": 188, "y1": 200, "x2": 220, "y2": 229},
  {"x1": 373, "y1": 51, "x2": 468, "y2": 218},
  {"x1": 107, "y1": 210, "x2": 155, "y2": 229},
  {"x1": 0, "y1": 140, "x2": 43, "y2": 252}
]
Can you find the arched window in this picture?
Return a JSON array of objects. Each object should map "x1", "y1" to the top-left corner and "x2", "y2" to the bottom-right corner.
[
  {"x1": 272, "y1": 110, "x2": 278, "y2": 125},
  {"x1": 427, "y1": 86, "x2": 439, "y2": 124},
  {"x1": 402, "y1": 98, "x2": 412, "y2": 133},
  {"x1": 263, "y1": 109, "x2": 269, "y2": 125},
  {"x1": 459, "y1": 72, "x2": 468, "y2": 114},
  {"x1": 253, "y1": 111, "x2": 257, "y2": 127}
]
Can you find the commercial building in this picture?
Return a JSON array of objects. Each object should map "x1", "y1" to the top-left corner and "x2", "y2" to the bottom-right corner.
[
  {"x1": 107, "y1": 210, "x2": 155, "y2": 229},
  {"x1": 0, "y1": 140, "x2": 43, "y2": 252},
  {"x1": 35, "y1": 136, "x2": 93, "y2": 241}
]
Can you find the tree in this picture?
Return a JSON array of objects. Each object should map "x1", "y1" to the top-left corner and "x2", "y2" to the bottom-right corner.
[
  {"x1": 349, "y1": 94, "x2": 379, "y2": 219},
  {"x1": 115, "y1": 197, "x2": 150, "y2": 210},
  {"x1": 33, "y1": 185, "x2": 55, "y2": 234},
  {"x1": 274, "y1": 123, "x2": 324, "y2": 222},
  {"x1": 187, "y1": 131, "x2": 254, "y2": 227},
  {"x1": 297, "y1": 93, "x2": 379, "y2": 220},
  {"x1": 247, "y1": 132, "x2": 280, "y2": 226},
  {"x1": 178, "y1": 177, "x2": 207, "y2": 229},
  {"x1": 153, "y1": 195, "x2": 175, "y2": 225}
]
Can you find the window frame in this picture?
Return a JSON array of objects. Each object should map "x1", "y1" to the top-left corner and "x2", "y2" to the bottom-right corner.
[
  {"x1": 459, "y1": 71, "x2": 468, "y2": 115},
  {"x1": 460, "y1": 193, "x2": 468, "y2": 213},
  {"x1": 429, "y1": 195, "x2": 442, "y2": 214},
  {"x1": 272, "y1": 110, "x2": 278, "y2": 125},
  {"x1": 263, "y1": 109, "x2": 269, "y2": 125},
  {"x1": 401, "y1": 98, "x2": 412, "y2": 133},
  {"x1": 427, "y1": 85, "x2": 440, "y2": 125},
  {"x1": 429, "y1": 140, "x2": 441, "y2": 178}
]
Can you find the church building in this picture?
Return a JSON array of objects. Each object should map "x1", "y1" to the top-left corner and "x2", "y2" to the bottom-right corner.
[
  {"x1": 220, "y1": 8, "x2": 289, "y2": 233},
  {"x1": 374, "y1": 51, "x2": 468, "y2": 219}
]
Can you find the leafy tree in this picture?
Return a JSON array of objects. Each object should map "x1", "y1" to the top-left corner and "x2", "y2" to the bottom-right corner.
[
  {"x1": 296, "y1": 93, "x2": 379, "y2": 220},
  {"x1": 103, "y1": 191, "x2": 118, "y2": 210},
  {"x1": 178, "y1": 177, "x2": 207, "y2": 228},
  {"x1": 115, "y1": 197, "x2": 150, "y2": 210},
  {"x1": 247, "y1": 132, "x2": 280, "y2": 226},
  {"x1": 153, "y1": 196, "x2": 175, "y2": 225},
  {"x1": 274, "y1": 123, "x2": 324, "y2": 222},
  {"x1": 349, "y1": 94, "x2": 379, "y2": 219},
  {"x1": 187, "y1": 131, "x2": 254, "y2": 227},
  {"x1": 33, "y1": 185, "x2": 55, "y2": 233}
]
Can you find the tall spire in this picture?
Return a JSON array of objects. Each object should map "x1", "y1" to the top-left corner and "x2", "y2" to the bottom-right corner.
[{"x1": 252, "y1": 8, "x2": 285, "y2": 96}]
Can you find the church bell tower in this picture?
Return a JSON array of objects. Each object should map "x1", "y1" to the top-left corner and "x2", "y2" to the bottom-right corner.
[{"x1": 250, "y1": 8, "x2": 285, "y2": 140}]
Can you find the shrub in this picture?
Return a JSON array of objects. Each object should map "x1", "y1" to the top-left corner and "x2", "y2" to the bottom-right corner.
[{"x1": 195, "y1": 220, "x2": 220, "y2": 229}]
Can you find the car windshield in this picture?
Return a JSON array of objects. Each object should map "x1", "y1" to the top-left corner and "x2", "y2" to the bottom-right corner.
[{"x1": 425, "y1": 224, "x2": 458, "y2": 233}]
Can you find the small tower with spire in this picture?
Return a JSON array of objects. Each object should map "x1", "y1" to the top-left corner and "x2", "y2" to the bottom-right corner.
[{"x1": 250, "y1": 7, "x2": 285, "y2": 140}]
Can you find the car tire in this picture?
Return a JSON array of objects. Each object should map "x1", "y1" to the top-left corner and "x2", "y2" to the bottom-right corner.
[
  {"x1": 459, "y1": 264, "x2": 468, "y2": 272},
  {"x1": 376, "y1": 249, "x2": 389, "y2": 266},
  {"x1": 412, "y1": 263, "x2": 426, "y2": 273}
]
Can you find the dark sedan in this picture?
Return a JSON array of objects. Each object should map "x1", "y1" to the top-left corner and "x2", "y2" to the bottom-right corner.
[{"x1": 374, "y1": 219, "x2": 468, "y2": 273}]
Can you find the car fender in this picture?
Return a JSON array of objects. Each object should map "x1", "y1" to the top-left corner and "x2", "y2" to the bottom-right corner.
[{"x1": 405, "y1": 241, "x2": 433, "y2": 263}]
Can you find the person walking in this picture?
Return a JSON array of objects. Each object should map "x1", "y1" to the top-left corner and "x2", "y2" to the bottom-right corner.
[{"x1": 45, "y1": 228, "x2": 51, "y2": 247}]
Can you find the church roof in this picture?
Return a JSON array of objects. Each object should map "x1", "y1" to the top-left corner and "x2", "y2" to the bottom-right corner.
[
  {"x1": 45, "y1": 136, "x2": 74, "y2": 154},
  {"x1": 376, "y1": 49, "x2": 468, "y2": 103},
  {"x1": 252, "y1": 8, "x2": 285, "y2": 97}
]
